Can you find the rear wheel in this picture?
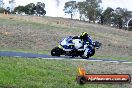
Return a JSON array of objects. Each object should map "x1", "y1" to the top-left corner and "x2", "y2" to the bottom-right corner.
[{"x1": 51, "y1": 47, "x2": 63, "y2": 56}]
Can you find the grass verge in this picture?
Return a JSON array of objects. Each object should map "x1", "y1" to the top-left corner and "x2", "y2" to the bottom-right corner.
[
  {"x1": 0, "y1": 48, "x2": 49, "y2": 55},
  {"x1": 92, "y1": 55, "x2": 132, "y2": 62},
  {"x1": 0, "y1": 57, "x2": 126, "y2": 88}
]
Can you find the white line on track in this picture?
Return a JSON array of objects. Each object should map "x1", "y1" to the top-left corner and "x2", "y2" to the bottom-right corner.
[
  {"x1": 72, "y1": 59, "x2": 103, "y2": 62},
  {"x1": 14, "y1": 56, "x2": 22, "y2": 58},
  {"x1": 39, "y1": 58, "x2": 132, "y2": 64},
  {"x1": 103, "y1": 61, "x2": 119, "y2": 63},
  {"x1": 122, "y1": 62, "x2": 132, "y2": 64},
  {"x1": 10, "y1": 56, "x2": 132, "y2": 64}
]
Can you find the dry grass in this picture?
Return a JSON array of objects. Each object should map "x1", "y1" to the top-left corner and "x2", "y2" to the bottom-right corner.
[{"x1": 0, "y1": 14, "x2": 132, "y2": 58}]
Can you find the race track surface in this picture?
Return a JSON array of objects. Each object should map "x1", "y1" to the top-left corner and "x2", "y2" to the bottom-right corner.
[{"x1": 0, "y1": 51, "x2": 131, "y2": 63}]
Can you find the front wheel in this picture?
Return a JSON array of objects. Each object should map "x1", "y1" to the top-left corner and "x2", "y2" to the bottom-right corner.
[
  {"x1": 80, "y1": 55, "x2": 89, "y2": 59},
  {"x1": 90, "y1": 49, "x2": 95, "y2": 57},
  {"x1": 80, "y1": 49, "x2": 95, "y2": 59},
  {"x1": 51, "y1": 47, "x2": 63, "y2": 56}
]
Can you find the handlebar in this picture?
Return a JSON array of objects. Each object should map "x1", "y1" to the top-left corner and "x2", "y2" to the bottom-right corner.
[{"x1": 92, "y1": 41, "x2": 102, "y2": 49}]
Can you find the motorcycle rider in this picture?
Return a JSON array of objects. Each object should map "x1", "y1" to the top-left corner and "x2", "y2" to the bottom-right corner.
[
  {"x1": 79, "y1": 32, "x2": 92, "y2": 46},
  {"x1": 72, "y1": 32, "x2": 92, "y2": 50},
  {"x1": 70, "y1": 32, "x2": 92, "y2": 57},
  {"x1": 80, "y1": 32, "x2": 93, "y2": 57}
]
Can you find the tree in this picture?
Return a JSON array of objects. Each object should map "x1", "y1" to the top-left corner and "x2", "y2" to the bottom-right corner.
[
  {"x1": 77, "y1": 1, "x2": 85, "y2": 20},
  {"x1": 63, "y1": 1, "x2": 77, "y2": 19},
  {"x1": 114, "y1": 7, "x2": 131, "y2": 20},
  {"x1": 13, "y1": 5, "x2": 25, "y2": 14},
  {"x1": 13, "y1": 2, "x2": 46, "y2": 16},
  {"x1": 77, "y1": 0, "x2": 102, "y2": 23},
  {"x1": 0, "y1": 0, "x2": 4, "y2": 8},
  {"x1": 0, "y1": 7, "x2": 5, "y2": 13},
  {"x1": 25, "y1": 3, "x2": 36, "y2": 15},
  {"x1": 6, "y1": 7, "x2": 10, "y2": 13},
  {"x1": 36, "y1": 2, "x2": 46, "y2": 16},
  {"x1": 102, "y1": 7, "x2": 114, "y2": 24},
  {"x1": 9, "y1": 0, "x2": 15, "y2": 12},
  {"x1": 114, "y1": 7, "x2": 132, "y2": 29}
]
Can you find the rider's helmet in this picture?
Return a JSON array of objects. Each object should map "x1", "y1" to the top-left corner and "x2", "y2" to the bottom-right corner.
[{"x1": 80, "y1": 32, "x2": 88, "y2": 40}]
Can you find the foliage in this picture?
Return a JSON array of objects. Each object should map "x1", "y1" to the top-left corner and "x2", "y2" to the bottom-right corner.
[
  {"x1": 6, "y1": 7, "x2": 10, "y2": 13},
  {"x1": 0, "y1": 7, "x2": 11, "y2": 14},
  {"x1": 114, "y1": 7, "x2": 131, "y2": 20},
  {"x1": 77, "y1": 1, "x2": 86, "y2": 20},
  {"x1": 102, "y1": 7, "x2": 114, "y2": 24},
  {"x1": 13, "y1": 5, "x2": 25, "y2": 14},
  {"x1": 13, "y1": 2, "x2": 46, "y2": 16},
  {"x1": 0, "y1": 7, "x2": 5, "y2": 13},
  {"x1": 102, "y1": 7, "x2": 132, "y2": 28},
  {"x1": 77, "y1": 0, "x2": 102, "y2": 23},
  {"x1": 0, "y1": 0, "x2": 4, "y2": 8},
  {"x1": 24, "y1": 3, "x2": 36, "y2": 15},
  {"x1": 63, "y1": 1, "x2": 77, "y2": 19},
  {"x1": 35, "y1": 2, "x2": 46, "y2": 16}
]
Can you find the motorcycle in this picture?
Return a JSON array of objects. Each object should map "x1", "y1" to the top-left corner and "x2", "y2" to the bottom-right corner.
[{"x1": 51, "y1": 36, "x2": 102, "y2": 59}]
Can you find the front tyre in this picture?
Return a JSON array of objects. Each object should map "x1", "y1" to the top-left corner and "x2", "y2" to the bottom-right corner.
[
  {"x1": 90, "y1": 49, "x2": 95, "y2": 57},
  {"x1": 80, "y1": 55, "x2": 89, "y2": 59},
  {"x1": 51, "y1": 47, "x2": 62, "y2": 56},
  {"x1": 80, "y1": 49, "x2": 95, "y2": 59}
]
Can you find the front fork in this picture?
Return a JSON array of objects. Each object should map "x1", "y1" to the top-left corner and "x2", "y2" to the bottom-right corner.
[
  {"x1": 58, "y1": 45, "x2": 63, "y2": 49},
  {"x1": 84, "y1": 45, "x2": 95, "y2": 57}
]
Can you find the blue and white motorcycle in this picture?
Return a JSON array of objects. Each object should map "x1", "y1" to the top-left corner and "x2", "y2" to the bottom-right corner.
[{"x1": 51, "y1": 36, "x2": 102, "y2": 59}]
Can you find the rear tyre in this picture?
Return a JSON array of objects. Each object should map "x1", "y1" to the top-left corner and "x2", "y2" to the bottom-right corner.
[{"x1": 51, "y1": 47, "x2": 62, "y2": 56}]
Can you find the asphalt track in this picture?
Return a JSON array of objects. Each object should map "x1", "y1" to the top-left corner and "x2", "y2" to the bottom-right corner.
[{"x1": 0, "y1": 51, "x2": 132, "y2": 63}]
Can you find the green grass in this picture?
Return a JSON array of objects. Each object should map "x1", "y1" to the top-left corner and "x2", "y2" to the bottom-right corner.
[
  {"x1": 0, "y1": 47, "x2": 50, "y2": 55},
  {"x1": 0, "y1": 18, "x2": 60, "y2": 30},
  {"x1": 0, "y1": 57, "x2": 118, "y2": 88}
]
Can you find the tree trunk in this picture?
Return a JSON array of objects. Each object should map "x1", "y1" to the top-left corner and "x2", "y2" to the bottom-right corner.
[
  {"x1": 71, "y1": 13, "x2": 73, "y2": 20},
  {"x1": 80, "y1": 14, "x2": 82, "y2": 21}
]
